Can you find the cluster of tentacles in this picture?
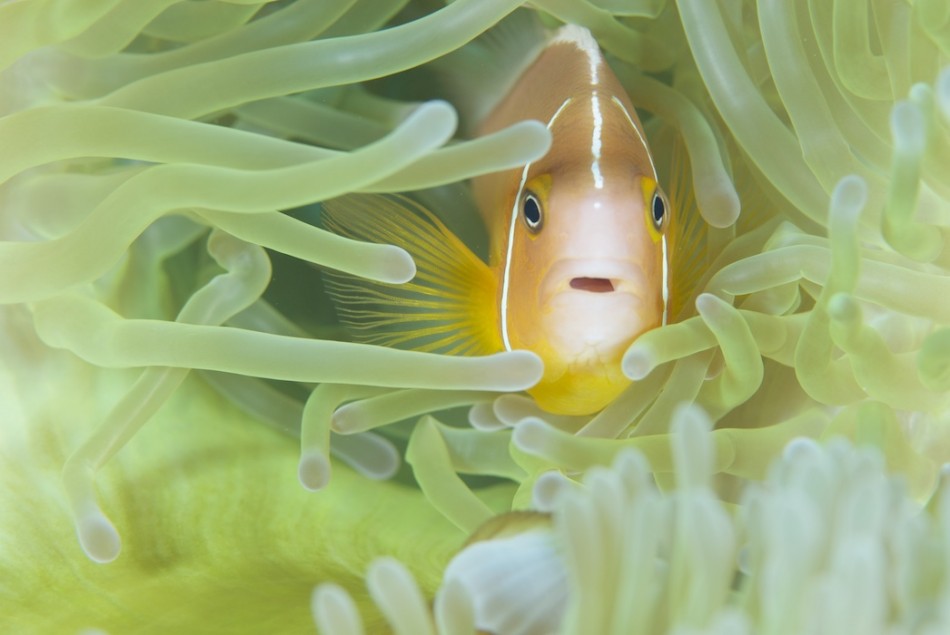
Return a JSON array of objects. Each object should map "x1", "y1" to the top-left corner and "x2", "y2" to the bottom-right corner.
[{"x1": 1, "y1": 0, "x2": 948, "y2": 633}]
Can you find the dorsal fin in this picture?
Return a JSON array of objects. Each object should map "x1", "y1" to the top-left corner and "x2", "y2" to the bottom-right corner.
[{"x1": 319, "y1": 194, "x2": 501, "y2": 356}]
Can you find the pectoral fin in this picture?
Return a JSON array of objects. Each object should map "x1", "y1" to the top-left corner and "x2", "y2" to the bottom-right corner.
[
  {"x1": 320, "y1": 194, "x2": 501, "y2": 356},
  {"x1": 667, "y1": 140, "x2": 710, "y2": 321}
]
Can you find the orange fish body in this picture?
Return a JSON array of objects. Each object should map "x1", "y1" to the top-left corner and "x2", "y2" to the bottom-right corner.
[
  {"x1": 322, "y1": 25, "x2": 674, "y2": 416},
  {"x1": 472, "y1": 26, "x2": 670, "y2": 414}
]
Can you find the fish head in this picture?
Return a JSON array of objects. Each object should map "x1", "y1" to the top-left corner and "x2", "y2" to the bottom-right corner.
[{"x1": 502, "y1": 159, "x2": 670, "y2": 414}]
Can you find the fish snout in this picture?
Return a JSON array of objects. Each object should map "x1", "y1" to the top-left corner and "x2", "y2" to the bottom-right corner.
[
  {"x1": 541, "y1": 259, "x2": 652, "y2": 302},
  {"x1": 533, "y1": 259, "x2": 664, "y2": 366}
]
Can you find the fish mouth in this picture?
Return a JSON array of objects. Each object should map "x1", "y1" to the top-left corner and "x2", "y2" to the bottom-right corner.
[
  {"x1": 542, "y1": 260, "x2": 648, "y2": 300},
  {"x1": 569, "y1": 277, "x2": 615, "y2": 293}
]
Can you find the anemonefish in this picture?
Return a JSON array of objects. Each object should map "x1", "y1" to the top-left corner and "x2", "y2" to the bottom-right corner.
[{"x1": 322, "y1": 23, "x2": 696, "y2": 416}]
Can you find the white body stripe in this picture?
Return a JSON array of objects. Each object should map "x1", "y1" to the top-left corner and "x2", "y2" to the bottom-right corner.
[
  {"x1": 500, "y1": 97, "x2": 573, "y2": 351},
  {"x1": 555, "y1": 26, "x2": 607, "y2": 191},
  {"x1": 590, "y1": 93, "x2": 604, "y2": 189},
  {"x1": 551, "y1": 25, "x2": 601, "y2": 85}
]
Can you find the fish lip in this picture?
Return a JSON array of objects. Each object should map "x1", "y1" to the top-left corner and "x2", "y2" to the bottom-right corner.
[{"x1": 541, "y1": 259, "x2": 648, "y2": 300}]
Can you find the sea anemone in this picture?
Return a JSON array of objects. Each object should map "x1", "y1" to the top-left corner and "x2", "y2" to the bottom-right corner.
[
  {"x1": 319, "y1": 408, "x2": 950, "y2": 634},
  {"x1": 1, "y1": 0, "x2": 948, "y2": 633}
]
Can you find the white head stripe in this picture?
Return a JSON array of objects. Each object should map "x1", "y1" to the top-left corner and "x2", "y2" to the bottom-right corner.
[
  {"x1": 500, "y1": 97, "x2": 573, "y2": 351},
  {"x1": 609, "y1": 97, "x2": 668, "y2": 321},
  {"x1": 661, "y1": 234, "x2": 670, "y2": 325},
  {"x1": 610, "y1": 95, "x2": 658, "y2": 182}
]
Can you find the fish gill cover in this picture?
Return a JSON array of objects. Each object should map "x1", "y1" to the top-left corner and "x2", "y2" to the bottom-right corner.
[{"x1": 0, "y1": 0, "x2": 948, "y2": 633}]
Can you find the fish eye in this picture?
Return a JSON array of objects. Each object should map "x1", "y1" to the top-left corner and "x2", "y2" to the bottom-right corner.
[
  {"x1": 522, "y1": 192, "x2": 543, "y2": 232},
  {"x1": 651, "y1": 191, "x2": 666, "y2": 230}
]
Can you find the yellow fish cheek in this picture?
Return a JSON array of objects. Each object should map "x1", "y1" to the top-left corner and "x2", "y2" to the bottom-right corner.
[{"x1": 502, "y1": 231, "x2": 546, "y2": 352}]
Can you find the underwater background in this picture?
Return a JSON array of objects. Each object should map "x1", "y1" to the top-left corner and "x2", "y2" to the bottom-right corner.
[{"x1": 1, "y1": 0, "x2": 949, "y2": 633}]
